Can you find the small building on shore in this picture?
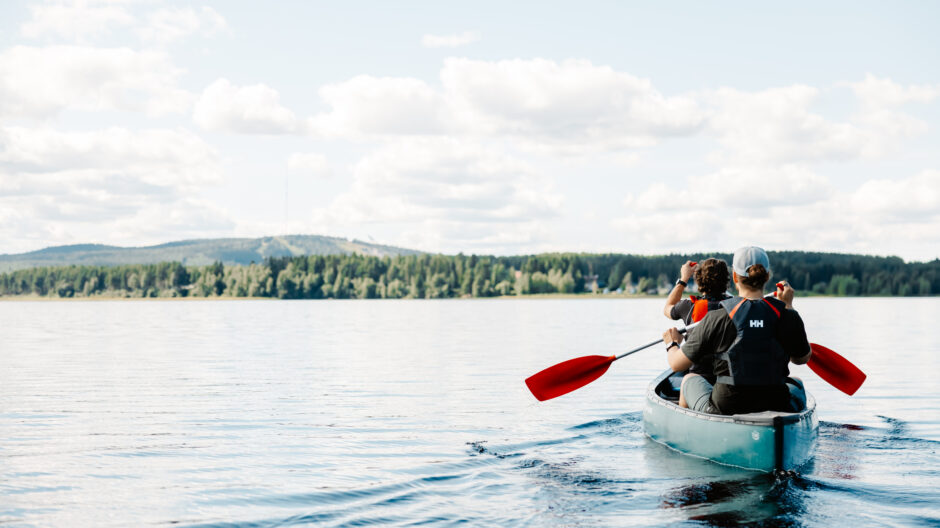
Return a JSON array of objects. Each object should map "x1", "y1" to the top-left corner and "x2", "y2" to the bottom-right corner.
[{"x1": 583, "y1": 274, "x2": 599, "y2": 293}]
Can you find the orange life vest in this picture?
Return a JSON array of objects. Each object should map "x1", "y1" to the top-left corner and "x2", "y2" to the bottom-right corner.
[{"x1": 689, "y1": 295, "x2": 730, "y2": 322}]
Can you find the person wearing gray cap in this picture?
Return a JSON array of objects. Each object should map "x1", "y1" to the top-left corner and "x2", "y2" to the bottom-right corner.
[{"x1": 660, "y1": 246, "x2": 813, "y2": 415}]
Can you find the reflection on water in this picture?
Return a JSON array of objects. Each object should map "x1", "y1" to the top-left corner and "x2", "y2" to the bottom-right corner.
[
  {"x1": 639, "y1": 413, "x2": 805, "y2": 527},
  {"x1": 814, "y1": 421, "x2": 864, "y2": 481},
  {"x1": 647, "y1": 416, "x2": 940, "y2": 527},
  {"x1": 659, "y1": 471, "x2": 817, "y2": 527},
  {"x1": 1, "y1": 298, "x2": 939, "y2": 527}
]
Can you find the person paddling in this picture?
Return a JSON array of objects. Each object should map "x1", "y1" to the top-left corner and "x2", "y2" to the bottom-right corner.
[
  {"x1": 661, "y1": 246, "x2": 812, "y2": 414},
  {"x1": 662, "y1": 257, "x2": 731, "y2": 407}
]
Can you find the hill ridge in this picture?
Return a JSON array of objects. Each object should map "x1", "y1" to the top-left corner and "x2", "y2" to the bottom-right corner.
[{"x1": 0, "y1": 235, "x2": 421, "y2": 271}]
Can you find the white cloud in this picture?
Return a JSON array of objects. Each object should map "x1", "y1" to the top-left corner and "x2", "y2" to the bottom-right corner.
[
  {"x1": 609, "y1": 77, "x2": 940, "y2": 261},
  {"x1": 21, "y1": 0, "x2": 136, "y2": 42},
  {"x1": 441, "y1": 58, "x2": 703, "y2": 148},
  {"x1": 850, "y1": 170, "x2": 940, "y2": 218},
  {"x1": 21, "y1": 1, "x2": 227, "y2": 46},
  {"x1": 0, "y1": 45, "x2": 191, "y2": 118},
  {"x1": 308, "y1": 70, "x2": 936, "y2": 165},
  {"x1": 0, "y1": 125, "x2": 231, "y2": 252},
  {"x1": 0, "y1": 3, "x2": 235, "y2": 252},
  {"x1": 0, "y1": 196, "x2": 236, "y2": 253},
  {"x1": 617, "y1": 164, "x2": 834, "y2": 252},
  {"x1": 108, "y1": 198, "x2": 235, "y2": 241},
  {"x1": 288, "y1": 152, "x2": 331, "y2": 177},
  {"x1": 0, "y1": 126, "x2": 221, "y2": 187},
  {"x1": 193, "y1": 78, "x2": 302, "y2": 134},
  {"x1": 625, "y1": 165, "x2": 832, "y2": 212},
  {"x1": 421, "y1": 31, "x2": 479, "y2": 48},
  {"x1": 308, "y1": 58, "x2": 704, "y2": 152},
  {"x1": 300, "y1": 70, "x2": 939, "y2": 258},
  {"x1": 847, "y1": 74, "x2": 940, "y2": 109},
  {"x1": 705, "y1": 77, "x2": 936, "y2": 166},
  {"x1": 706, "y1": 85, "x2": 872, "y2": 164},
  {"x1": 614, "y1": 168, "x2": 940, "y2": 260},
  {"x1": 312, "y1": 138, "x2": 563, "y2": 252},
  {"x1": 138, "y1": 6, "x2": 227, "y2": 45},
  {"x1": 310, "y1": 75, "x2": 451, "y2": 137}
]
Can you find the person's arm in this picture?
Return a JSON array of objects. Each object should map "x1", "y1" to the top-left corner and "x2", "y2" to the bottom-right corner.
[
  {"x1": 775, "y1": 288, "x2": 812, "y2": 364},
  {"x1": 662, "y1": 327, "x2": 692, "y2": 372},
  {"x1": 662, "y1": 310, "x2": 718, "y2": 372},
  {"x1": 663, "y1": 260, "x2": 695, "y2": 318}
]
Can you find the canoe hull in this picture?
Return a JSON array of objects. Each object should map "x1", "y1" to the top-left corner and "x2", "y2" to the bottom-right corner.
[{"x1": 642, "y1": 370, "x2": 817, "y2": 473}]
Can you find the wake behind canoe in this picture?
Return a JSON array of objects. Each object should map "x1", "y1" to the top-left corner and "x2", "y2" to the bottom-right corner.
[{"x1": 642, "y1": 369, "x2": 818, "y2": 473}]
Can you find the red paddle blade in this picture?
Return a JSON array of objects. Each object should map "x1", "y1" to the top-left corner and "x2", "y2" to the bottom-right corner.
[
  {"x1": 525, "y1": 355, "x2": 616, "y2": 401},
  {"x1": 808, "y1": 343, "x2": 867, "y2": 396}
]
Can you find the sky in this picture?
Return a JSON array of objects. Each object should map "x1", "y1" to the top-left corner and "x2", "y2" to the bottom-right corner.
[{"x1": 0, "y1": 1, "x2": 938, "y2": 261}]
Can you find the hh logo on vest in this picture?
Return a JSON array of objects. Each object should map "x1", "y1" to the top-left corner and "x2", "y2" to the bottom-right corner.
[{"x1": 750, "y1": 319, "x2": 763, "y2": 328}]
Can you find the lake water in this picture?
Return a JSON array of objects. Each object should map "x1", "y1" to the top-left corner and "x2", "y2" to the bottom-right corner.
[{"x1": 1, "y1": 298, "x2": 937, "y2": 527}]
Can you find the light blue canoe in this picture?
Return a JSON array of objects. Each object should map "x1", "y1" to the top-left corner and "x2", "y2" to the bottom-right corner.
[{"x1": 643, "y1": 369, "x2": 818, "y2": 473}]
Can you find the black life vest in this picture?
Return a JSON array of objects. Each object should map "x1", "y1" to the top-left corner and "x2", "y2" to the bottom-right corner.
[
  {"x1": 689, "y1": 294, "x2": 730, "y2": 323},
  {"x1": 716, "y1": 296, "x2": 789, "y2": 386}
]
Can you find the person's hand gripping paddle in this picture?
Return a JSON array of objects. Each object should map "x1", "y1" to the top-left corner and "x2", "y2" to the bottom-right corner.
[{"x1": 773, "y1": 281, "x2": 866, "y2": 396}]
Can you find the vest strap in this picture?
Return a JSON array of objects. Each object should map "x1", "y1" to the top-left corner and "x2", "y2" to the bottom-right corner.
[
  {"x1": 762, "y1": 298, "x2": 781, "y2": 318},
  {"x1": 726, "y1": 298, "x2": 747, "y2": 319}
]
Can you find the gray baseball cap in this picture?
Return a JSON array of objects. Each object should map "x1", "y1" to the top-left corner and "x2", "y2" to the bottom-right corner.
[{"x1": 732, "y1": 246, "x2": 771, "y2": 277}]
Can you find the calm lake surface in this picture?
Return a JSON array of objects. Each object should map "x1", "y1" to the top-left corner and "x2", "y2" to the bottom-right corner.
[{"x1": 1, "y1": 298, "x2": 938, "y2": 527}]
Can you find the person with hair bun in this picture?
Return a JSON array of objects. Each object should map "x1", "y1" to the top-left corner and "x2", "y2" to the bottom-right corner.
[
  {"x1": 662, "y1": 258, "x2": 731, "y2": 406},
  {"x1": 664, "y1": 258, "x2": 731, "y2": 324},
  {"x1": 660, "y1": 246, "x2": 812, "y2": 415}
]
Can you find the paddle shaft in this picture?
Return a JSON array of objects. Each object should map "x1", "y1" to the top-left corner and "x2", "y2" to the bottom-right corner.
[{"x1": 615, "y1": 321, "x2": 700, "y2": 360}]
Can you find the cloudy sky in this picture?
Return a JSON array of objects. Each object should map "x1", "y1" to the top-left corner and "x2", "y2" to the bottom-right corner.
[{"x1": 1, "y1": 1, "x2": 938, "y2": 261}]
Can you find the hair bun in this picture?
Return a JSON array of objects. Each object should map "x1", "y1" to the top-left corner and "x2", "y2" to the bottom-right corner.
[{"x1": 740, "y1": 264, "x2": 770, "y2": 289}]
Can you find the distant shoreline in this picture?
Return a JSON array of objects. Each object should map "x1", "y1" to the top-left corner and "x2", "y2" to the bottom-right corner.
[
  {"x1": 3, "y1": 251, "x2": 935, "y2": 299},
  {"x1": 0, "y1": 293, "x2": 653, "y2": 301},
  {"x1": 0, "y1": 292, "x2": 925, "y2": 302}
]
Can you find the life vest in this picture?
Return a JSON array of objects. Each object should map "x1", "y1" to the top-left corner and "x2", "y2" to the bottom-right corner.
[
  {"x1": 715, "y1": 296, "x2": 789, "y2": 386},
  {"x1": 689, "y1": 294, "x2": 729, "y2": 323}
]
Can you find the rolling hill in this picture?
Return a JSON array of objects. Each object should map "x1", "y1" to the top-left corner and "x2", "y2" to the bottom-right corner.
[{"x1": 0, "y1": 235, "x2": 421, "y2": 271}]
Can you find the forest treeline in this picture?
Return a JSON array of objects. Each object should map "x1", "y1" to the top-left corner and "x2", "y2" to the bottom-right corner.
[{"x1": 0, "y1": 251, "x2": 937, "y2": 299}]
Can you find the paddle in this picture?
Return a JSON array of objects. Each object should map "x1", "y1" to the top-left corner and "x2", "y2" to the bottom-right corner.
[
  {"x1": 525, "y1": 323, "x2": 700, "y2": 401},
  {"x1": 807, "y1": 343, "x2": 866, "y2": 396}
]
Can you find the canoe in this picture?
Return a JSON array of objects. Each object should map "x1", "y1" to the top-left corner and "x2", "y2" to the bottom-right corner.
[{"x1": 642, "y1": 369, "x2": 818, "y2": 473}]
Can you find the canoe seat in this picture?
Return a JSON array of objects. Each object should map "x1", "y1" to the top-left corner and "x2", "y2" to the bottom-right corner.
[{"x1": 655, "y1": 371, "x2": 685, "y2": 401}]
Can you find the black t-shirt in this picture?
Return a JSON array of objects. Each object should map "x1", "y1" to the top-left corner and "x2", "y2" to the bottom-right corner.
[
  {"x1": 670, "y1": 298, "x2": 696, "y2": 325},
  {"x1": 680, "y1": 304, "x2": 811, "y2": 415}
]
